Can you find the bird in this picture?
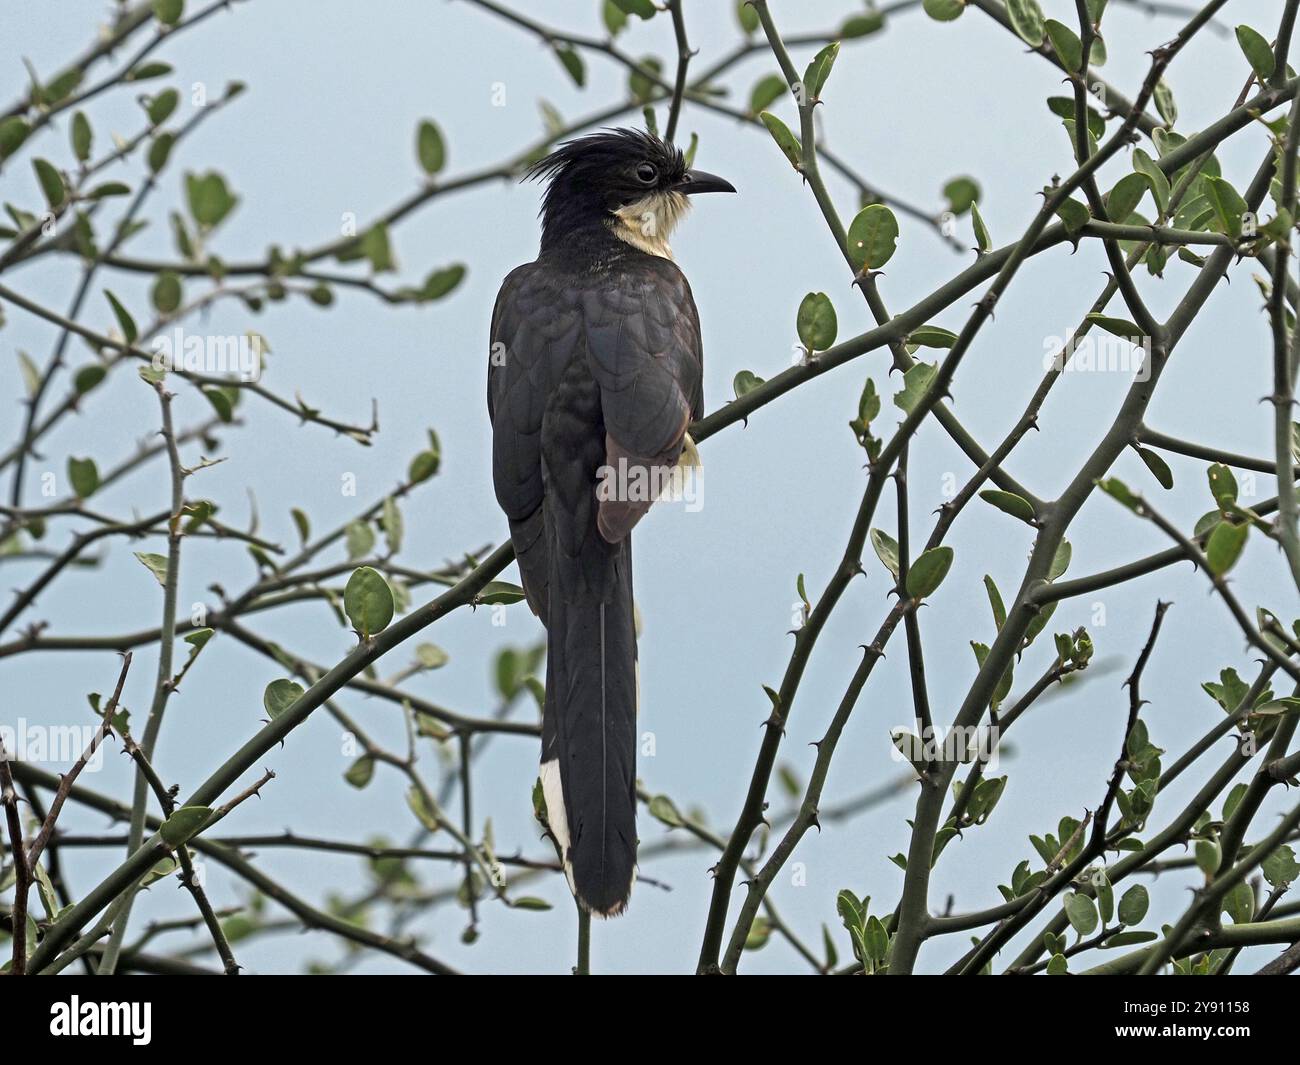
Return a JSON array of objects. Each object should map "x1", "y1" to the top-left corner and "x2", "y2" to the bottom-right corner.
[{"x1": 487, "y1": 128, "x2": 734, "y2": 917}]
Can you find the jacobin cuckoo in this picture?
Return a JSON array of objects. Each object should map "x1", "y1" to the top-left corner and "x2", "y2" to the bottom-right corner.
[{"x1": 488, "y1": 129, "x2": 734, "y2": 916}]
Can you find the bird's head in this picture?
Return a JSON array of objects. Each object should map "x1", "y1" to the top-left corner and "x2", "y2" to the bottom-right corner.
[{"x1": 525, "y1": 128, "x2": 735, "y2": 259}]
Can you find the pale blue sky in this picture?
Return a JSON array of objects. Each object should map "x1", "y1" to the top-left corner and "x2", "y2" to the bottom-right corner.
[{"x1": 1, "y1": 0, "x2": 1294, "y2": 973}]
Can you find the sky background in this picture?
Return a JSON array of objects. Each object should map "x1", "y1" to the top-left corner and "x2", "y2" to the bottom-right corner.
[{"x1": 1, "y1": 0, "x2": 1296, "y2": 974}]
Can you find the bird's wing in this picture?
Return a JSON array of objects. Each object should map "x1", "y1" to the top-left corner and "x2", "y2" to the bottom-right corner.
[
  {"x1": 488, "y1": 261, "x2": 581, "y2": 616},
  {"x1": 579, "y1": 256, "x2": 703, "y2": 542}
]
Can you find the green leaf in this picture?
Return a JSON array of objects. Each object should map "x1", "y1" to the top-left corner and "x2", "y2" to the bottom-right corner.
[
  {"x1": 870, "y1": 528, "x2": 901, "y2": 581},
  {"x1": 73, "y1": 364, "x2": 107, "y2": 395},
  {"x1": 758, "y1": 112, "x2": 801, "y2": 168},
  {"x1": 851, "y1": 378, "x2": 881, "y2": 445},
  {"x1": 1207, "y1": 462, "x2": 1238, "y2": 506},
  {"x1": 1044, "y1": 20, "x2": 1082, "y2": 73},
  {"x1": 1048, "y1": 540, "x2": 1072, "y2": 581},
  {"x1": 422, "y1": 264, "x2": 465, "y2": 300},
  {"x1": 32, "y1": 862, "x2": 57, "y2": 918},
  {"x1": 970, "y1": 202, "x2": 991, "y2": 252},
  {"x1": 104, "y1": 290, "x2": 138, "y2": 344},
  {"x1": 17, "y1": 351, "x2": 40, "y2": 397},
  {"x1": 141, "y1": 857, "x2": 178, "y2": 887},
  {"x1": 863, "y1": 915, "x2": 889, "y2": 962},
  {"x1": 1263, "y1": 844, "x2": 1299, "y2": 889},
  {"x1": 1195, "y1": 839, "x2": 1221, "y2": 876},
  {"x1": 942, "y1": 176, "x2": 980, "y2": 215},
  {"x1": 846, "y1": 204, "x2": 899, "y2": 271},
  {"x1": 1131, "y1": 149, "x2": 1170, "y2": 216},
  {"x1": 1046, "y1": 953, "x2": 1068, "y2": 975},
  {"x1": 67, "y1": 456, "x2": 99, "y2": 499},
  {"x1": 628, "y1": 56, "x2": 662, "y2": 103},
  {"x1": 735, "y1": 0, "x2": 760, "y2": 34},
  {"x1": 152, "y1": 0, "x2": 184, "y2": 25},
  {"x1": 33, "y1": 158, "x2": 66, "y2": 209},
  {"x1": 345, "y1": 520, "x2": 375, "y2": 560},
  {"x1": 146, "y1": 88, "x2": 179, "y2": 126},
  {"x1": 344, "y1": 566, "x2": 395, "y2": 638},
  {"x1": 1056, "y1": 197, "x2": 1090, "y2": 235},
  {"x1": 909, "y1": 325, "x2": 958, "y2": 348},
  {"x1": 894, "y1": 361, "x2": 937, "y2": 415},
  {"x1": 1153, "y1": 78, "x2": 1177, "y2": 127},
  {"x1": 160, "y1": 806, "x2": 212, "y2": 848},
  {"x1": 923, "y1": 0, "x2": 966, "y2": 22},
  {"x1": 478, "y1": 580, "x2": 526, "y2": 605},
  {"x1": 1093, "y1": 870, "x2": 1114, "y2": 924},
  {"x1": 979, "y1": 489, "x2": 1036, "y2": 524},
  {"x1": 1204, "y1": 176, "x2": 1247, "y2": 238},
  {"x1": 1085, "y1": 313, "x2": 1146, "y2": 342},
  {"x1": 381, "y1": 495, "x2": 403, "y2": 554},
  {"x1": 732, "y1": 369, "x2": 765, "y2": 399},
  {"x1": 416, "y1": 120, "x2": 445, "y2": 175},
  {"x1": 510, "y1": 896, "x2": 553, "y2": 912},
  {"x1": 1223, "y1": 881, "x2": 1254, "y2": 924},
  {"x1": 1135, "y1": 446, "x2": 1173, "y2": 489},
  {"x1": 1106, "y1": 172, "x2": 1149, "y2": 224},
  {"x1": 554, "y1": 46, "x2": 585, "y2": 87},
  {"x1": 796, "y1": 292, "x2": 837, "y2": 352},
  {"x1": 840, "y1": 12, "x2": 885, "y2": 38},
  {"x1": 1006, "y1": 0, "x2": 1046, "y2": 46},
  {"x1": 1104, "y1": 930, "x2": 1158, "y2": 948},
  {"x1": 415, "y1": 643, "x2": 449, "y2": 670},
  {"x1": 1097, "y1": 476, "x2": 1141, "y2": 511},
  {"x1": 183, "y1": 627, "x2": 214, "y2": 652},
  {"x1": 835, "y1": 888, "x2": 864, "y2": 934},
  {"x1": 603, "y1": 0, "x2": 629, "y2": 35},
  {"x1": 749, "y1": 74, "x2": 787, "y2": 115},
  {"x1": 984, "y1": 574, "x2": 1006, "y2": 629},
  {"x1": 344, "y1": 755, "x2": 375, "y2": 789},
  {"x1": 1047, "y1": 96, "x2": 1105, "y2": 141},
  {"x1": 202, "y1": 386, "x2": 236, "y2": 422},
  {"x1": 1205, "y1": 520, "x2": 1248, "y2": 576},
  {"x1": 0, "y1": 117, "x2": 32, "y2": 159},
  {"x1": 1118, "y1": 883, "x2": 1149, "y2": 926},
  {"x1": 133, "y1": 551, "x2": 169, "y2": 586},
  {"x1": 648, "y1": 793, "x2": 683, "y2": 827},
  {"x1": 147, "y1": 131, "x2": 175, "y2": 173},
  {"x1": 803, "y1": 42, "x2": 840, "y2": 101},
  {"x1": 151, "y1": 271, "x2": 182, "y2": 314},
  {"x1": 126, "y1": 61, "x2": 174, "y2": 83},
  {"x1": 1235, "y1": 25, "x2": 1275, "y2": 81},
  {"x1": 70, "y1": 111, "x2": 92, "y2": 162},
  {"x1": 408, "y1": 449, "x2": 440, "y2": 484},
  {"x1": 1064, "y1": 891, "x2": 1098, "y2": 935},
  {"x1": 406, "y1": 786, "x2": 441, "y2": 831},
  {"x1": 263, "y1": 678, "x2": 304, "y2": 719},
  {"x1": 358, "y1": 224, "x2": 394, "y2": 272},
  {"x1": 612, "y1": 0, "x2": 655, "y2": 18},
  {"x1": 185, "y1": 170, "x2": 238, "y2": 229},
  {"x1": 1223, "y1": 782, "x2": 1248, "y2": 820},
  {"x1": 906, "y1": 546, "x2": 954, "y2": 599}
]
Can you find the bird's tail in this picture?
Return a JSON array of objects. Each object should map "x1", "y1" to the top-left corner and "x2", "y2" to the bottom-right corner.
[{"x1": 540, "y1": 525, "x2": 638, "y2": 917}]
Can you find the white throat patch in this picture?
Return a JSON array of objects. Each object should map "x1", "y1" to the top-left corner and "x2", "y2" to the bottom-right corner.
[{"x1": 610, "y1": 190, "x2": 691, "y2": 260}]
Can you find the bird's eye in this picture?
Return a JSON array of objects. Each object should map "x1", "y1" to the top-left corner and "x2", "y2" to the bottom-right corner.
[{"x1": 635, "y1": 162, "x2": 658, "y2": 184}]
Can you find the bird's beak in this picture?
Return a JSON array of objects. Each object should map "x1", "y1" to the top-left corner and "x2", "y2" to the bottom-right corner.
[{"x1": 675, "y1": 168, "x2": 736, "y2": 195}]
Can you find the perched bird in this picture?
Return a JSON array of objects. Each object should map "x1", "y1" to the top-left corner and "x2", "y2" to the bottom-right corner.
[{"x1": 488, "y1": 129, "x2": 734, "y2": 916}]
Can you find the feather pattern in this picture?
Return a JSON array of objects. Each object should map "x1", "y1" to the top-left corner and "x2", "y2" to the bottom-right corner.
[{"x1": 487, "y1": 129, "x2": 708, "y2": 916}]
